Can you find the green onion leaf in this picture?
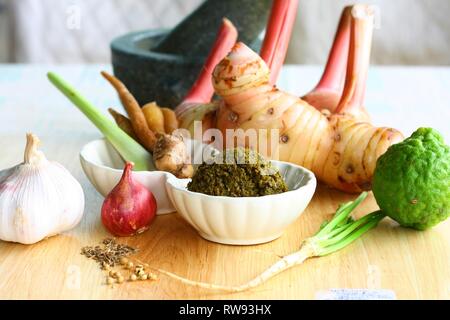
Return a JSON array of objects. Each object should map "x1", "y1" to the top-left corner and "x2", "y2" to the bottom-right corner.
[
  {"x1": 317, "y1": 212, "x2": 385, "y2": 256},
  {"x1": 316, "y1": 192, "x2": 368, "y2": 237},
  {"x1": 306, "y1": 191, "x2": 386, "y2": 257}
]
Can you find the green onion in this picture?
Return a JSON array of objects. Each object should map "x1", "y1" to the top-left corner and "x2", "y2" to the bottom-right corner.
[
  {"x1": 154, "y1": 192, "x2": 387, "y2": 292},
  {"x1": 47, "y1": 72, "x2": 154, "y2": 171}
]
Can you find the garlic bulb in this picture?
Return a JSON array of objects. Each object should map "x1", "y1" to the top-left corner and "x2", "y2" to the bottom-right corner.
[{"x1": 0, "y1": 133, "x2": 85, "y2": 244}]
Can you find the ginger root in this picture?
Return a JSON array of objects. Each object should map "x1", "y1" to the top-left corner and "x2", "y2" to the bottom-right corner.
[
  {"x1": 108, "y1": 108, "x2": 139, "y2": 141},
  {"x1": 102, "y1": 71, "x2": 157, "y2": 151},
  {"x1": 142, "y1": 102, "x2": 166, "y2": 134},
  {"x1": 153, "y1": 133, "x2": 193, "y2": 179},
  {"x1": 161, "y1": 108, "x2": 179, "y2": 134}
]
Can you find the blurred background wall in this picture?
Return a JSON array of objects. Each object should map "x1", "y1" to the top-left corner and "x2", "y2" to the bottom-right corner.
[{"x1": 0, "y1": 0, "x2": 449, "y2": 65}]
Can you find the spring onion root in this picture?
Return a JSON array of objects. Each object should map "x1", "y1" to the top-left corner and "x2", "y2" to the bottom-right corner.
[
  {"x1": 157, "y1": 192, "x2": 385, "y2": 292},
  {"x1": 47, "y1": 72, "x2": 154, "y2": 171}
]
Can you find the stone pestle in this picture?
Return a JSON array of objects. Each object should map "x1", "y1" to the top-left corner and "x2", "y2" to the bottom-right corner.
[{"x1": 153, "y1": 0, "x2": 271, "y2": 57}]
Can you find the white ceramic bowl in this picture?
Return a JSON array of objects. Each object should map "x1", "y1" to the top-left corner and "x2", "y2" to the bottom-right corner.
[
  {"x1": 80, "y1": 138, "x2": 216, "y2": 215},
  {"x1": 165, "y1": 161, "x2": 317, "y2": 245}
]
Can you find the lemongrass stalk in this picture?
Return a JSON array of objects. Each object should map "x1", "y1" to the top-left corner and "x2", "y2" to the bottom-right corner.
[
  {"x1": 260, "y1": 0, "x2": 299, "y2": 85},
  {"x1": 47, "y1": 72, "x2": 154, "y2": 171},
  {"x1": 335, "y1": 4, "x2": 374, "y2": 114}
]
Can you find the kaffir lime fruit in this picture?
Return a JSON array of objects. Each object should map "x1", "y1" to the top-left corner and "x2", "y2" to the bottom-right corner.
[{"x1": 373, "y1": 127, "x2": 449, "y2": 230}]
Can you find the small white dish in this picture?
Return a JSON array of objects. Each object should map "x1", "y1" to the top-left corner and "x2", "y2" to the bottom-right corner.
[
  {"x1": 80, "y1": 138, "x2": 216, "y2": 215},
  {"x1": 165, "y1": 161, "x2": 317, "y2": 245},
  {"x1": 80, "y1": 139, "x2": 317, "y2": 243}
]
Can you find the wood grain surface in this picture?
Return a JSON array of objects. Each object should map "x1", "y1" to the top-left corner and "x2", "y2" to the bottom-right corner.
[{"x1": 0, "y1": 65, "x2": 449, "y2": 299}]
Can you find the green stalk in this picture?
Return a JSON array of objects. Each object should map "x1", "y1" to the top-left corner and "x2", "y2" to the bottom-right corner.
[
  {"x1": 47, "y1": 72, "x2": 154, "y2": 171},
  {"x1": 317, "y1": 212, "x2": 385, "y2": 256},
  {"x1": 316, "y1": 192, "x2": 368, "y2": 237},
  {"x1": 320, "y1": 220, "x2": 354, "y2": 240},
  {"x1": 318, "y1": 212, "x2": 378, "y2": 247},
  {"x1": 305, "y1": 192, "x2": 386, "y2": 257}
]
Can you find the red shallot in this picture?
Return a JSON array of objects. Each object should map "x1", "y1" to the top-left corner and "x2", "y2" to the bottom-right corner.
[{"x1": 101, "y1": 162, "x2": 157, "y2": 236}]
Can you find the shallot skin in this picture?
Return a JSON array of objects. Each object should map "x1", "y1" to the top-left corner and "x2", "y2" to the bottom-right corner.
[{"x1": 101, "y1": 162, "x2": 157, "y2": 237}]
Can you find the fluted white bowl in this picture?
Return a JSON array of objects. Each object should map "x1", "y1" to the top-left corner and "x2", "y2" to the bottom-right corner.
[
  {"x1": 80, "y1": 138, "x2": 216, "y2": 215},
  {"x1": 166, "y1": 161, "x2": 317, "y2": 245}
]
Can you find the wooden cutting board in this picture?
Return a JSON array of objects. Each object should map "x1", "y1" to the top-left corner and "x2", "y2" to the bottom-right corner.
[
  {"x1": 0, "y1": 65, "x2": 449, "y2": 299},
  {"x1": 1, "y1": 182, "x2": 449, "y2": 299}
]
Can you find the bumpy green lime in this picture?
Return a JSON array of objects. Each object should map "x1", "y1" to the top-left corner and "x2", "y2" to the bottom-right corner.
[{"x1": 373, "y1": 128, "x2": 450, "y2": 230}]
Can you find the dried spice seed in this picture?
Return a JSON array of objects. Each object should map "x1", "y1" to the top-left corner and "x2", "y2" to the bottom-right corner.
[
  {"x1": 80, "y1": 238, "x2": 138, "y2": 269},
  {"x1": 149, "y1": 273, "x2": 158, "y2": 281},
  {"x1": 135, "y1": 265, "x2": 144, "y2": 272},
  {"x1": 140, "y1": 274, "x2": 148, "y2": 281},
  {"x1": 137, "y1": 269, "x2": 145, "y2": 276},
  {"x1": 79, "y1": 238, "x2": 162, "y2": 287}
]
